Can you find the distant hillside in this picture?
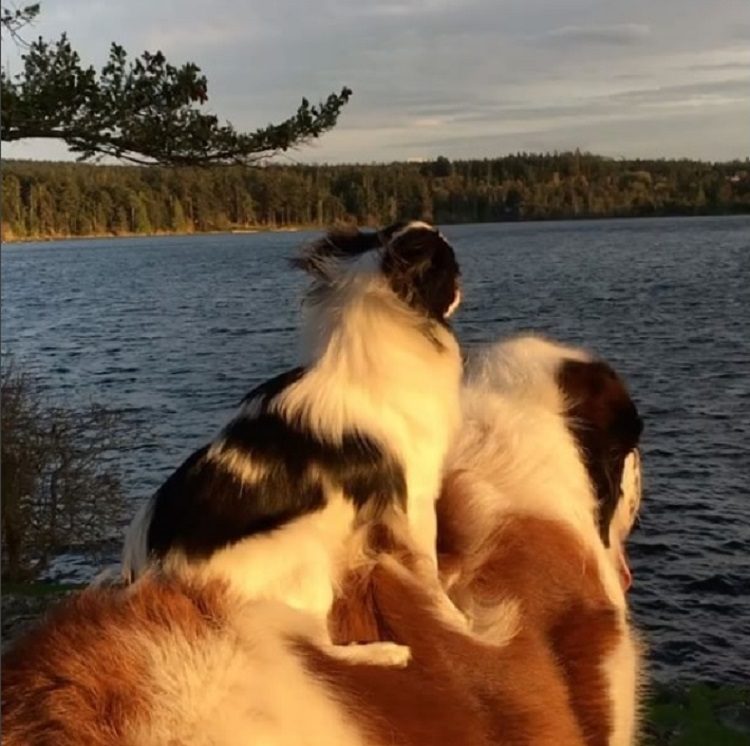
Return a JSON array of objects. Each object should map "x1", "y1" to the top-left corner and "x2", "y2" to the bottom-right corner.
[{"x1": 2, "y1": 153, "x2": 749, "y2": 241}]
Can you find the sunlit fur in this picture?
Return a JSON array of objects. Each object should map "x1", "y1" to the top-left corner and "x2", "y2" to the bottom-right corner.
[
  {"x1": 2, "y1": 574, "x2": 371, "y2": 746},
  {"x1": 122, "y1": 222, "x2": 463, "y2": 664},
  {"x1": 5, "y1": 335, "x2": 643, "y2": 746},
  {"x1": 439, "y1": 334, "x2": 644, "y2": 746},
  {"x1": 3, "y1": 524, "x2": 593, "y2": 746},
  {"x1": 277, "y1": 246, "x2": 462, "y2": 563},
  {"x1": 2, "y1": 548, "x2": 512, "y2": 746}
]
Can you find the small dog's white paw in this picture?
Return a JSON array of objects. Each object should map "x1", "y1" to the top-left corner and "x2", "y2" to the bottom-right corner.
[{"x1": 323, "y1": 641, "x2": 411, "y2": 667}]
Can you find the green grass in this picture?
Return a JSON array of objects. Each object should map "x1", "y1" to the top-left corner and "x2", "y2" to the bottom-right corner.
[
  {"x1": 644, "y1": 683, "x2": 750, "y2": 745},
  {"x1": 1, "y1": 580, "x2": 86, "y2": 597}
]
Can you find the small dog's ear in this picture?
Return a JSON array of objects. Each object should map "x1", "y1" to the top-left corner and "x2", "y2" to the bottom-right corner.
[
  {"x1": 293, "y1": 228, "x2": 382, "y2": 278},
  {"x1": 381, "y1": 222, "x2": 461, "y2": 321}
]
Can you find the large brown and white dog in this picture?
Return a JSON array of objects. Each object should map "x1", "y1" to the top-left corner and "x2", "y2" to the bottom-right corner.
[{"x1": 2, "y1": 335, "x2": 643, "y2": 745}]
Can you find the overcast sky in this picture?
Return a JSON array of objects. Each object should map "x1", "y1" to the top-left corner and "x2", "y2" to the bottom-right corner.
[{"x1": 3, "y1": 0, "x2": 749, "y2": 163}]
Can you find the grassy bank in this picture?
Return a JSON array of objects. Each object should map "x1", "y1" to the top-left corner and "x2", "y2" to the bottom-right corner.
[
  {"x1": 644, "y1": 683, "x2": 750, "y2": 745},
  {"x1": 0, "y1": 224, "x2": 313, "y2": 244},
  {"x1": 2, "y1": 582, "x2": 747, "y2": 743}
]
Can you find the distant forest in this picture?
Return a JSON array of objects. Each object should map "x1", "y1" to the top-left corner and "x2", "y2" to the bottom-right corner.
[{"x1": 2, "y1": 153, "x2": 749, "y2": 240}]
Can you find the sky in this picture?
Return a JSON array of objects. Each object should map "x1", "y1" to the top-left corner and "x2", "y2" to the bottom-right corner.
[{"x1": 2, "y1": 0, "x2": 749, "y2": 164}]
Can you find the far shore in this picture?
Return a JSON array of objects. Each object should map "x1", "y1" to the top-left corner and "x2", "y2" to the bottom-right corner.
[
  {"x1": 0, "y1": 224, "x2": 317, "y2": 245},
  {"x1": 3, "y1": 212, "x2": 749, "y2": 246}
]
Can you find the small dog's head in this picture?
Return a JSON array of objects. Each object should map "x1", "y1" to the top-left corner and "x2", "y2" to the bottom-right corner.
[
  {"x1": 379, "y1": 221, "x2": 461, "y2": 323},
  {"x1": 295, "y1": 221, "x2": 461, "y2": 324}
]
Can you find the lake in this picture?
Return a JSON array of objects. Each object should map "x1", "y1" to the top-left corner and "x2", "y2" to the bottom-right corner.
[{"x1": 2, "y1": 216, "x2": 749, "y2": 684}]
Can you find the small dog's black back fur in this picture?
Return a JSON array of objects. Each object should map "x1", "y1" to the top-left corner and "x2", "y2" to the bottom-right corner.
[{"x1": 147, "y1": 384, "x2": 407, "y2": 560}]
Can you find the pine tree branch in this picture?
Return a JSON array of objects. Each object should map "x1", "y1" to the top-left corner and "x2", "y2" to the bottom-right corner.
[{"x1": 1, "y1": 22, "x2": 352, "y2": 166}]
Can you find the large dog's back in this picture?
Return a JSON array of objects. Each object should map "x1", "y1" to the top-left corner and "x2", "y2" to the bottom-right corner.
[
  {"x1": 2, "y1": 556, "x2": 590, "y2": 746},
  {"x1": 1, "y1": 575, "x2": 371, "y2": 746}
]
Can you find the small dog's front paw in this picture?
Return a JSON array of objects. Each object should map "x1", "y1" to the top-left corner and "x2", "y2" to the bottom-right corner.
[
  {"x1": 362, "y1": 641, "x2": 411, "y2": 667},
  {"x1": 324, "y1": 641, "x2": 411, "y2": 668}
]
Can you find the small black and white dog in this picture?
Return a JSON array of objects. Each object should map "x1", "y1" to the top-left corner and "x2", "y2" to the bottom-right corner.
[{"x1": 122, "y1": 221, "x2": 463, "y2": 663}]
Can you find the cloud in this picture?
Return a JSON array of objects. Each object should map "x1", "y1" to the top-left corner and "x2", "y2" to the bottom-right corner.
[
  {"x1": 391, "y1": 98, "x2": 748, "y2": 162},
  {"x1": 730, "y1": 21, "x2": 750, "y2": 41},
  {"x1": 540, "y1": 23, "x2": 652, "y2": 46},
  {"x1": 2, "y1": 0, "x2": 749, "y2": 163},
  {"x1": 609, "y1": 78, "x2": 749, "y2": 106},
  {"x1": 688, "y1": 61, "x2": 750, "y2": 72}
]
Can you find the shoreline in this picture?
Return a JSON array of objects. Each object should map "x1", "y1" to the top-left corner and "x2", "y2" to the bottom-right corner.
[
  {"x1": 2, "y1": 211, "x2": 749, "y2": 245},
  {"x1": 0, "y1": 224, "x2": 318, "y2": 245}
]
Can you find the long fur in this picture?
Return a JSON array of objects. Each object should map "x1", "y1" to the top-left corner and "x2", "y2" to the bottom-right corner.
[
  {"x1": 437, "y1": 334, "x2": 644, "y2": 746},
  {"x1": 121, "y1": 221, "x2": 463, "y2": 656},
  {"x1": 2, "y1": 574, "x2": 371, "y2": 746},
  {"x1": 2, "y1": 551, "x2": 579, "y2": 746},
  {"x1": 3, "y1": 334, "x2": 644, "y2": 746}
]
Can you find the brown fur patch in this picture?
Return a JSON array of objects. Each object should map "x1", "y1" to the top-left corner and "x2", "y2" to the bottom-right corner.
[
  {"x1": 329, "y1": 563, "x2": 389, "y2": 645},
  {"x1": 552, "y1": 605, "x2": 621, "y2": 746},
  {"x1": 320, "y1": 550, "x2": 588, "y2": 746},
  {"x1": 445, "y1": 504, "x2": 621, "y2": 746},
  {"x1": 1, "y1": 574, "x2": 229, "y2": 746},
  {"x1": 436, "y1": 470, "x2": 477, "y2": 559}
]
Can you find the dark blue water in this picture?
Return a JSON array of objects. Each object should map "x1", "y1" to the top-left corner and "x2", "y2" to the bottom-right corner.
[{"x1": 2, "y1": 217, "x2": 749, "y2": 684}]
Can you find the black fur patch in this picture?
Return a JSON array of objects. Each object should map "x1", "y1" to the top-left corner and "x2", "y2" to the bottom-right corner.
[
  {"x1": 557, "y1": 359, "x2": 643, "y2": 546},
  {"x1": 241, "y1": 366, "x2": 305, "y2": 406},
  {"x1": 147, "y1": 411, "x2": 407, "y2": 560},
  {"x1": 381, "y1": 224, "x2": 460, "y2": 323}
]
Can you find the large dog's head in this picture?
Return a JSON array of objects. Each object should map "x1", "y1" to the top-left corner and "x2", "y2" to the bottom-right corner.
[
  {"x1": 556, "y1": 352, "x2": 643, "y2": 589},
  {"x1": 294, "y1": 221, "x2": 461, "y2": 326},
  {"x1": 556, "y1": 357, "x2": 643, "y2": 530},
  {"x1": 446, "y1": 335, "x2": 643, "y2": 592}
]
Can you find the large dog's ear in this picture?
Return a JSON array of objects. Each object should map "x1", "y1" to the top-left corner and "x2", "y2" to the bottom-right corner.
[
  {"x1": 292, "y1": 228, "x2": 382, "y2": 279},
  {"x1": 558, "y1": 359, "x2": 643, "y2": 546},
  {"x1": 380, "y1": 222, "x2": 461, "y2": 322}
]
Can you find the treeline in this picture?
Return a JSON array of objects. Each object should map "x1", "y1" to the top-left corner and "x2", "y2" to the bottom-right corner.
[{"x1": 2, "y1": 153, "x2": 749, "y2": 240}]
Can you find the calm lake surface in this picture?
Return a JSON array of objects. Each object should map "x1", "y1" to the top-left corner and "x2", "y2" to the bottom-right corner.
[{"x1": 2, "y1": 216, "x2": 749, "y2": 684}]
